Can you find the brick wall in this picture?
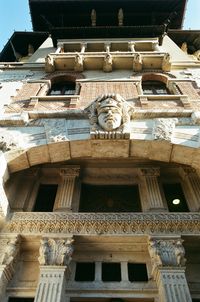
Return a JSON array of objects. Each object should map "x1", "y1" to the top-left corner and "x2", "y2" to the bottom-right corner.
[
  {"x1": 176, "y1": 82, "x2": 200, "y2": 101},
  {"x1": 12, "y1": 83, "x2": 42, "y2": 102},
  {"x1": 79, "y1": 81, "x2": 138, "y2": 107}
]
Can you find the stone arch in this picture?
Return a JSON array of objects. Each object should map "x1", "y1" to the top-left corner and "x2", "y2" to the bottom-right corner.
[
  {"x1": 3, "y1": 139, "x2": 200, "y2": 175},
  {"x1": 44, "y1": 71, "x2": 85, "y2": 84},
  {"x1": 142, "y1": 73, "x2": 169, "y2": 84}
]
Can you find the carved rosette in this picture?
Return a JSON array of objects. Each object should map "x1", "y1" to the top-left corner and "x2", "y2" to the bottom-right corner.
[
  {"x1": 88, "y1": 93, "x2": 132, "y2": 139},
  {"x1": 38, "y1": 238, "x2": 74, "y2": 266}
]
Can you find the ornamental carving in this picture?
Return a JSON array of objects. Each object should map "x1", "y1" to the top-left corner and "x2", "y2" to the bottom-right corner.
[
  {"x1": 88, "y1": 94, "x2": 132, "y2": 139},
  {"x1": 148, "y1": 238, "x2": 186, "y2": 272},
  {"x1": 6, "y1": 213, "x2": 200, "y2": 235},
  {"x1": 60, "y1": 166, "x2": 80, "y2": 178},
  {"x1": 153, "y1": 118, "x2": 177, "y2": 141},
  {"x1": 38, "y1": 237, "x2": 74, "y2": 266}
]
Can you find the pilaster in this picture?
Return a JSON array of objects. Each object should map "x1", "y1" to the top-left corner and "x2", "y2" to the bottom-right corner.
[
  {"x1": 35, "y1": 237, "x2": 74, "y2": 302},
  {"x1": 54, "y1": 166, "x2": 80, "y2": 212},
  {"x1": 179, "y1": 167, "x2": 200, "y2": 211},
  {"x1": 140, "y1": 168, "x2": 165, "y2": 211},
  {"x1": 148, "y1": 237, "x2": 192, "y2": 302}
]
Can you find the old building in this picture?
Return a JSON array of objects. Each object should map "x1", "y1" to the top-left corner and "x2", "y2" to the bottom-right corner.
[{"x1": 0, "y1": 0, "x2": 200, "y2": 301}]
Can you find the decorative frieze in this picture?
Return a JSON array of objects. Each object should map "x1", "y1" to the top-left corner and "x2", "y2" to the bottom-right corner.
[{"x1": 7, "y1": 212, "x2": 200, "y2": 235}]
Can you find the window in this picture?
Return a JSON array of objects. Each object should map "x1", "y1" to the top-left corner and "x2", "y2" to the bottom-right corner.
[
  {"x1": 142, "y1": 80, "x2": 169, "y2": 95},
  {"x1": 33, "y1": 184, "x2": 58, "y2": 212},
  {"x1": 128, "y1": 263, "x2": 148, "y2": 282},
  {"x1": 79, "y1": 184, "x2": 141, "y2": 212},
  {"x1": 102, "y1": 263, "x2": 121, "y2": 282},
  {"x1": 75, "y1": 262, "x2": 95, "y2": 281},
  {"x1": 48, "y1": 81, "x2": 76, "y2": 95},
  {"x1": 162, "y1": 183, "x2": 189, "y2": 212},
  {"x1": 8, "y1": 299, "x2": 34, "y2": 302}
]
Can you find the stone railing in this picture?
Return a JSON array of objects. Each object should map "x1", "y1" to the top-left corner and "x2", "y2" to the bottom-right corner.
[{"x1": 5, "y1": 212, "x2": 200, "y2": 235}]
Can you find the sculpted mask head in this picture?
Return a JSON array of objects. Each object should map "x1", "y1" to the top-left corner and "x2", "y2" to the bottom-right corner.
[{"x1": 96, "y1": 97, "x2": 122, "y2": 131}]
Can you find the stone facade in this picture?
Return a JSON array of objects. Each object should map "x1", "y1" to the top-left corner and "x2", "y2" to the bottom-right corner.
[{"x1": 0, "y1": 1, "x2": 200, "y2": 301}]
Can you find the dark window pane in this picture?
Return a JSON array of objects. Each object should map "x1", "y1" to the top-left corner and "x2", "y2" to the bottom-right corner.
[
  {"x1": 102, "y1": 263, "x2": 121, "y2": 282},
  {"x1": 128, "y1": 263, "x2": 148, "y2": 282},
  {"x1": 8, "y1": 299, "x2": 34, "y2": 302},
  {"x1": 75, "y1": 262, "x2": 95, "y2": 281},
  {"x1": 48, "y1": 81, "x2": 75, "y2": 95},
  {"x1": 162, "y1": 183, "x2": 189, "y2": 212},
  {"x1": 79, "y1": 184, "x2": 141, "y2": 212},
  {"x1": 33, "y1": 184, "x2": 58, "y2": 212},
  {"x1": 142, "y1": 80, "x2": 169, "y2": 95}
]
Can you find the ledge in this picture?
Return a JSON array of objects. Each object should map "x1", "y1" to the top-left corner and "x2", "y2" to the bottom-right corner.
[{"x1": 6, "y1": 212, "x2": 200, "y2": 235}]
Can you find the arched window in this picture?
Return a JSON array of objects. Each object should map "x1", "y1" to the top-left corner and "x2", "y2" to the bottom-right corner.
[
  {"x1": 142, "y1": 80, "x2": 169, "y2": 95},
  {"x1": 48, "y1": 81, "x2": 76, "y2": 95}
]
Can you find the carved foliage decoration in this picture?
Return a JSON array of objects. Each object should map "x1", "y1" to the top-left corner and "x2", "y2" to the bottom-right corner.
[
  {"x1": 38, "y1": 237, "x2": 74, "y2": 266},
  {"x1": 153, "y1": 118, "x2": 177, "y2": 141},
  {"x1": 148, "y1": 238, "x2": 186, "y2": 272},
  {"x1": 7, "y1": 213, "x2": 200, "y2": 235},
  {"x1": 88, "y1": 93, "x2": 132, "y2": 139}
]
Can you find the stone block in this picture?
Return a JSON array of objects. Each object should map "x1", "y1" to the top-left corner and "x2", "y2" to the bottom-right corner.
[
  {"x1": 5, "y1": 150, "x2": 30, "y2": 173},
  {"x1": 91, "y1": 140, "x2": 130, "y2": 158},
  {"x1": 27, "y1": 145, "x2": 50, "y2": 166},
  {"x1": 70, "y1": 140, "x2": 92, "y2": 158},
  {"x1": 48, "y1": 141, "x2": 71, "y2": 163}
]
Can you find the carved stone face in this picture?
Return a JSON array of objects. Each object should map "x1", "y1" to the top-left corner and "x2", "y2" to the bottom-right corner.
[{"x1": 97, "y1": 98, "x2": 122, "y2": 131}]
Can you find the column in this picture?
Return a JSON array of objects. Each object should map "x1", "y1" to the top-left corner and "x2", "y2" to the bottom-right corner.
[
  {"x1": 121, "y1": 261, "x2": 129, "y2": 282},
  {"x1": 54, "y1": 166, "x2": 80, "y2": 211},
  {"x1": 179, "y1": 167, "x2": 200, "y2": 211},
  {"x1": 140, "y1": 168, "x2": 165, "y2": 211},
  {"x1": 81, "y1": 43, "x2": 87, "y2": 53},
  {"x1": 34, "y1": 237, "x2": 74, "y2": 302},
  {"x1": 0, "y1": 236, "x2": 20, "y2": 301},
  {"x1": 148, "y1": 237, "x2": 192, "y2": 302},
  {"x1": 95, "y1": 262, "x2": 101, "y2": 281},
  {"x1": 128, "y1": 42, "x2": 135, "y2": 52}
]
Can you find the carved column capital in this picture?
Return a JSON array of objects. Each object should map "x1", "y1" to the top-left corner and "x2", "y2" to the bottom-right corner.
[
  {"x1": 140, "y1": 167, "x2": 160, "y2": 177},
  {"x1": 38, "y1": 237, "x2": 74, "y2": 266},
  {"x1": 60, "y1": 166, "x2": 80, "y2": 178},
  {"x1": 0, "y1": 235, "x2": 21, "y2": 278},
  {"x1": 148, "y1": 237, "x2": 186, "y2": 276}
]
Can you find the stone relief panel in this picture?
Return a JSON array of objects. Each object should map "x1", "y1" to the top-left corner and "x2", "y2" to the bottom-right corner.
[
  {"x1": 88, "y1": 93, "x2": 133, "y2": 139},
  {"x1": 153, "y1": 118, "x2": 178, "y2": 141},
  {"x1": 38, "y1": 238, "x2": 74, "y2": 266}
]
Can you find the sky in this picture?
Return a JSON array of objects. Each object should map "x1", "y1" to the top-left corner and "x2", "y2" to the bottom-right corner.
[{"x1": 0, "y1": 0, "x2": 200, "y2": 52}]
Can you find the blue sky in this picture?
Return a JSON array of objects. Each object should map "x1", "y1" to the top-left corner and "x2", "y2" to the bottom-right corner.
[{"x1": 0, "y1": 0, "x2": 200, "y2": 51}]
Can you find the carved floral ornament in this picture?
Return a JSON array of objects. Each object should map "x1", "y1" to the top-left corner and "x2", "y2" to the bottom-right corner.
[
  {"x1": 38, "y1": 237, "x2": 74, "y2": 266},
  {"x1": 148, "y1": 237, "x2": 186, "y2": 276},
  {"x1": 88, "y1": 93, "x2": 133, "y2": 139}
]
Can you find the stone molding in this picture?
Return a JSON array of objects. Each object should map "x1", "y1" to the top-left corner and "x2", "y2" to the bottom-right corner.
[
  {"x1": 38, "y1": 237, "x2": 74, "y2": 266},
  {"x1": 6, "y1": 213, "x2": 200, "y2": 235}
]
